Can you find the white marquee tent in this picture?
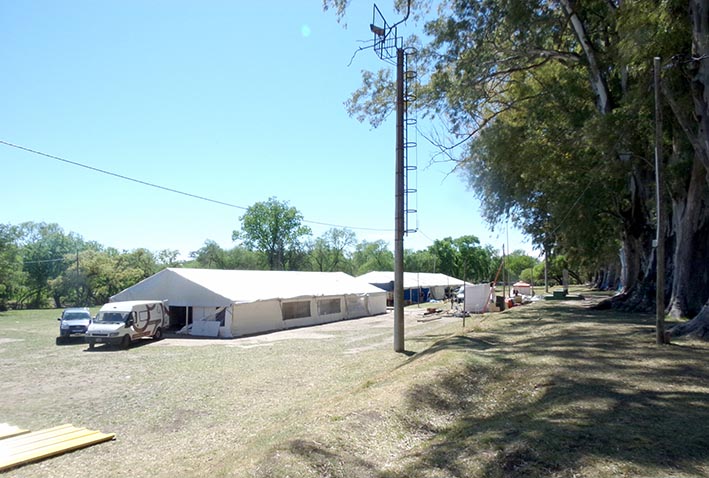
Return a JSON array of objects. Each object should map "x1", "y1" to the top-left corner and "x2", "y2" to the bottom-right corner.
[
  {"x1": 110, "y1": 268, "x2": 387, "y2": 338},
  {"x1": 358, "y1": 271, "x2": 464, "y2": 303}
]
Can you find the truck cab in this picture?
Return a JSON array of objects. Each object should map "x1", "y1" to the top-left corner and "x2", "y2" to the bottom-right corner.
[{"x1": 85, "y1": 300, "x2": 168, "y2": 349}]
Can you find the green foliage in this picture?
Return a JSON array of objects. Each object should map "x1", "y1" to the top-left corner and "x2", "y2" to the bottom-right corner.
[
  {"x1": 309, "y1": 228, "x2": 357, "y2": 273},
  {"x1": 18, "y1": 222, "x2": 86, "y2": 308},
  {"x1": 505, "y1": 250, "x2": 539, "y2": 283},
  {"x1": 423, "y1": 235, "x2": 498, "y2": 282},
  {"x1": 232, "y1": 197, "x2": 312, "y2": 271},
  {"x1": 352, "y1": 240, "x2": 394, "y2": 275},
  {"x1": 0, "y1": 224, "x2": 24, "y2": 311},
  {"x1": 404, "y1": 248, "x2": 436, "y2": 273},
  {"x1": 345, "y1": 69, "x2": 396, "y2": 128},
  {"x1": 189, "y1": 240, "x2": 263, "y2": 270}
]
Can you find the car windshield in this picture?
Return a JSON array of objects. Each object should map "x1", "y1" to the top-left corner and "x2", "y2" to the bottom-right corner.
[
  {"x1": 95, "y1": 312, "x2": 128, "y2": 323},
  {"x1": 62, "y1": 312, "x2": 91, "y2": 321}
]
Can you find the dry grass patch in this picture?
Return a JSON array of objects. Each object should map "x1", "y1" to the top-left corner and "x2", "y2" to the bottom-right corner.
[
  {"x1": 3, "y1": 297, "x2": 709, "y2": 477},
  {"x1": 246, "y1": 298, "x2": 709, "y2": 478}
]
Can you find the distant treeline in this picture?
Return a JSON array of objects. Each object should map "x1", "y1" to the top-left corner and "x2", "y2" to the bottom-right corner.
[{"x1": 0, "y1": 221, "x2": 557, "y2": 310}]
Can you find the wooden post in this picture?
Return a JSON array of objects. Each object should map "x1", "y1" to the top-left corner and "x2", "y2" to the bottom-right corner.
[{"x1": 654, "y1": 57, "x2": 667, "y2": 345}]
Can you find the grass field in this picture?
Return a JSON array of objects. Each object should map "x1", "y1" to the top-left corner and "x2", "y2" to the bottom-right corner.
[{"x1": 2, "y1": 293, "x2": 709, "y2": 477}]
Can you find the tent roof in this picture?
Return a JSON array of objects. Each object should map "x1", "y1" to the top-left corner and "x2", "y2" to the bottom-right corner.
[
  {"x1": 513, "y1": 281, "x2": 531, "y2": 287},
  {"x1": 111, "y1": 268, "x2": 386, "y2": 306},
  {"x1": 358, "y1": 271, "x2": 464, "y2": 289}
]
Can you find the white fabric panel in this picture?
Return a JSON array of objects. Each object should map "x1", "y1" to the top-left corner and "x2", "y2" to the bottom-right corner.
[
  {"x1": 366, "y1": 293, "x2": 387, "y2": 315},
  {"x1": 463, "y1": 284, "x2": 492, "y2": 313},
  {"x1": 345, "y1": 295, "x2": 368, "y2": 318},
  {"x1": 190, "y1": 321, "x2": 221, "y2": 337},
  {"x1": 232, "y1": 300, "x2": 283, "y2": 337},
  {"x1": 430, "y1": 286, "x2": 445, "y2": 300}
]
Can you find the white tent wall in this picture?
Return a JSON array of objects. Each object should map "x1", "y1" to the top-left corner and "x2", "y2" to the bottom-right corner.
[
  {"x1": 280, "y1": 296, "x2": 345, "y2": 331},
  {"x1": 230, "y1": 294, "x2": 387, "y2": 337},
  {"x1": 345, "y1": 295, "x2": 368, "y2": 317},
  {"x1": 232, "y1": 300, "x2": 283, "y2": 337},
  {"x1": 463, "y1": 284, "x2": 492, "y2": 313},
  {"x1": 365, "y1": 293, "x2": 387, "y2": 316}
]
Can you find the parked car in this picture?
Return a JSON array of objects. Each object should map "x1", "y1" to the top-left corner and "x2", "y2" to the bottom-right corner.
[{"x1": 56, "y1": 307, "x2": 92, "y2": 344}]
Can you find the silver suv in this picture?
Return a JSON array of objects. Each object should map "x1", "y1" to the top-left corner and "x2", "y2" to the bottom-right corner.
[{"x1": 57, "y1": 307, "x2": 92, "y2": 344}]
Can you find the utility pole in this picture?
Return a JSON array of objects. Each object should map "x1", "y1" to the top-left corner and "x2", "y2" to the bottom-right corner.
[
  {"x1": 502, "y1": 244, "x2": 506, "y2": 302},
  {"x1": 544, "y1": 250, "x2": 549, "y2": 293},
  {"x1": 76, "y1": 250, "x2": 80, "y2": 305},
  {"x1": 369, "y1": 3, "x2": 411, "y2": 353},
  {"x1": 393, "y1": 46, "x2": 405, "y2": 352},
  {"x1": 654, "y1": 57, "x2": 667, "y2": 345}
]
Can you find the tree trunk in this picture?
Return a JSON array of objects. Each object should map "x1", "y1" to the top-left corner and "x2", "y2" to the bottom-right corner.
[
  {"x1": 667, "y1": 152, "x2": 709, "y2": 317},
  {"x1": 560, "y1": 0, "x2": 613, "y2": 114},
  {"x1": 689, "y1": 0, "x2": 709, "y2": 173},
  {"x1": 606, "y1": 261, "x2": 619, "y2": 291},
  {"x1": 670, "y1": 299, "x2": 709, "y2": 339},
  {"x1": 619, "y1": 168, "x2": 655, "y2": 294}
]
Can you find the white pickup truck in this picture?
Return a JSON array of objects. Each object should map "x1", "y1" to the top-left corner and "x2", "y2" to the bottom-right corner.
[{"x1": 85, "y1": 300, "x2": 168, "y2": 349}]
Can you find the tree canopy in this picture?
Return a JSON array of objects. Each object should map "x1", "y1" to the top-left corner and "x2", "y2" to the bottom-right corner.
[
  {"x1": 328, "y1": 0, "x2": 709, "y2": 336},
  {"x1": 232, "y1": 197, "x2": 312, "y2": 271}
]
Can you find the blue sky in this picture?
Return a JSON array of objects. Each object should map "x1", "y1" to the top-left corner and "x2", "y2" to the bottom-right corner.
[{"x1": 1, "y1": 1, "x2": 532, "y2": 259}]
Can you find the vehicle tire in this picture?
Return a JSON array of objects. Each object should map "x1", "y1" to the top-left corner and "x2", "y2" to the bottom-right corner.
[
  {"x1": 88, "y1": 341, "x2": 95, "y2": 350},
  {"x1": 153, "y1": 327, "x2": 163, "y2": 341},
  {"x1": 121, "y1": 334, "x2": 132, "y2": 349},
  {"x1": 56, "y1": 336, "x2": 64, "y2": 345}
]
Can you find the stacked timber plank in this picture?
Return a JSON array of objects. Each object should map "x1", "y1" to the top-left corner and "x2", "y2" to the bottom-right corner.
[
  {"x1": 0, "y1": 423, "x2": 29, "y2": 440},
  {"x1": 0, "y1": 423, "x2": 115, "y2": 472}
]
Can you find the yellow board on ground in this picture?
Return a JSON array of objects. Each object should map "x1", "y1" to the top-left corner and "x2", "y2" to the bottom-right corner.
[
  {"x1": 0, "y1": 423, "x2": 30, "y2": 440},
  {"x1": 0, "y1": 423, "x2": 115, "y2": 472}
]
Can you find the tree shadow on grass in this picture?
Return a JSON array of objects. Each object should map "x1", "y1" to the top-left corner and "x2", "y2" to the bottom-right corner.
[
  {"x1": 397, "y1": 376, "x2": 709, "y2": 477},
  {"x1": 255, "y1": 438, "x2": 382, "y2": 478},
  {"x1": 254, "y1": 300, "x2": 709, "y2": 478},
  {"x1": 400, "y1": 335, "x2": 498, "y2": 367},
  {"x1": 389, "y1": 303, "x2": 709, "y2": 477}
]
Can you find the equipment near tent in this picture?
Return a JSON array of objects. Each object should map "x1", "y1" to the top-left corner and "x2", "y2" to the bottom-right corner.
[
  {"x1": 513, "y1": 281, "x2": 533, "y2": 296},
  {"x1": 462, "y1": 283, "x2": 492, "y2": 313},
  {"x1": 110, "y1": 269, "x2": 387, "y2": 338},
  {"x1": 358, "y1": 271, "x2": 464, "y2": 305}
]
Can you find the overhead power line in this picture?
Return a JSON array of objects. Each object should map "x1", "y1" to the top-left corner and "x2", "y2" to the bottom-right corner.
[
  {"x1": 0, "y1": 139, "x2": 392, "y2": 233},
  {"x1": 22, "y1": 257, "x2": 66, "y2": 265}
]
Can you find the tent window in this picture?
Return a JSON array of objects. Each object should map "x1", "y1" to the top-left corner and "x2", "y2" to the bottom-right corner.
[
  {"x1": 282, "y1": 301, "x2": 311, "y2": 320},
  {"x1": 317, "y1": 298, "x2": 341, "y2": 316}
]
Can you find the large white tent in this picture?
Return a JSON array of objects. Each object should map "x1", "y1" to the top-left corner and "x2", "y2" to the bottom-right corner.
[
  {"x1": 358, "y1": 271, "x2": 464, "y2": 303},
  {"x1": 110, "y1": 268, "x2": 387, "y2": 338}
]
